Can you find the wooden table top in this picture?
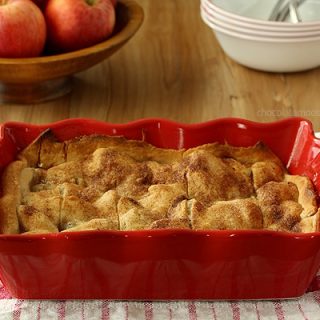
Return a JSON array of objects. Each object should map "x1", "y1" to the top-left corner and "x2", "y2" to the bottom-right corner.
[{"x1": 1, "y1": 0, "x2": 320, "y2": 131}]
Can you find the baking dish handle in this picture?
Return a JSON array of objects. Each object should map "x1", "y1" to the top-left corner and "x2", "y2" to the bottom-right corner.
[
  {"x1": 308, "y1": 133, "x2": 320, "y2": 192},
  {"x1": 287, "y1": 127, "x2": 320, "y2": 190}
]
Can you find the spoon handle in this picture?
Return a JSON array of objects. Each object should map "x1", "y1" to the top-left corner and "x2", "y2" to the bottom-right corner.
[
  {"x1": 289, "y1": 0, "x2": 302, "y2": 23},
  {"x1": 277, "y1": 0, "x2": 305, "y2": 22},
  {"x1": 269, "y1": 0, "x2": 286, "y2": 21}
]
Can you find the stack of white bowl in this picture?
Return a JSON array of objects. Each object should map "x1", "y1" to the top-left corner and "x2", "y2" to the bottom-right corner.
[{"x1": 201, "y1": 0, "x2": 320, "y2": 72}]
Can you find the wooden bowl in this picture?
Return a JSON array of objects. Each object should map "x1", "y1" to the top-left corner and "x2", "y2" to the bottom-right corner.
[{"x1": 0, "y1": 0, "x2": 144, "y2": 104}]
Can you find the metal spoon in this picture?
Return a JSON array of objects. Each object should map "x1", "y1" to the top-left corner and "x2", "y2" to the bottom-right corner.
[
  {"x1": 288, "y1": 0, "x2": 302, "y2": 23},
  {"x1": 269, "y1": 0, "x2": 286, "y2": 21},
  {"x1": 269, "y1": 0, "x2": 305, "y2": 22}
]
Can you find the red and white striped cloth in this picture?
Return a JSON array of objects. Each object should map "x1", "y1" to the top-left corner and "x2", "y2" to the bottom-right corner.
[{"x1": 0, "y1": 272, "x2": 320, "y2": 320}]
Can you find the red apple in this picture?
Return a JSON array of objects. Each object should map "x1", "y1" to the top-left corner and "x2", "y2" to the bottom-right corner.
[
  {"x1": 0, "y1": 0, "x2": 46, "y2": 58},
  {"x1": 45, "y1": 0, "x2": 116, "y2": 53},
  {"x1": 32, "y1": 0, "x2": 48, "y2": 10}
]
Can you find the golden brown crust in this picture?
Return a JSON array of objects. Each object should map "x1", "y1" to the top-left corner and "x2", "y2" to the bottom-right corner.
[
  {"x1": 146, "y1": 161, "x2": 185, "y2": 185},
  {"x1": 139, "y1": 183, "x2": 187, "y2": 216},
  {"x1": 0, "y1": 196, "x2": 19, "y2": 234},
  {"x1": 1, "y1": 133, "x2": 318, "y2": 234},
  {"x1": 20, "y1": 168, "x2": 37, "y2": 195},
  {"x1": 82, "y1": 148, "x2": 184, "y2": 199},
  {"x1": 184, "y1": 142, "x2": 284, "y2": 167},
  {"x1": 265, "y1": 201, "x2": 303, "y2": 232},
  {"x1": 294, "y1": 209, "x2": 319, "y2": 232},
  {"x1": 93, "y1": 190, "x2": 119, "y2": 230},
  {"x1": 256, "y1": 181, "x2": 303, "y2": 230},
  {"x1": 61, "y1": 218, "x2": 118, "y2": 232},
  {"x1": 0, "y1": 160, "x2": 27, "y2": 234},
  {"x1": 150, "y1": 218, "x2": 190, "y2": 229},
  {"x1": 252, "y1": 161, "x2": 284, "y2": 190},
  {"x1": 21, "y1": 190, "x2": 61, "y2": 226},
  {"x1": 18, "y1": 205, "x2": 59, "y2": 234},
  {"x1": 66, "y1": 135, "x2": 128, "y2": 162},
  {"x1": 46, "y1": 161, "x2": 84, "y2": 186},
  {"x1": 184, "y1": 150, "x2": 253, "y2": 206},
  {"x1": 189, "y1": 198, "x2": 263, "y2": 230},
  {"x1": 18, "y1": 131, "x2": 45, "y2": 167},
  {"x1": 118, "y1": 197, "x2": 165, "y2": 230},
  {"x1": 60, "y1": 195, "x2": 98, "y2": 231},
  {"x1": 18, "y1": 129, "x2": 65, "y2": 169},
  {"x1": 39, "y1": 132, "x2": 65, "y2": 169},
  {"x1": 66, "y1": 134, "x2": 183, "y2": 164},
  {"x1": 155, "y1": 198, "x2": 192, "y2": 229},
  {"x1": 284, "y1": 175, "x2": 318, "y2": 218},
  {"x1": 59, "y1": 183, "x2": 118, "y2": 231}
]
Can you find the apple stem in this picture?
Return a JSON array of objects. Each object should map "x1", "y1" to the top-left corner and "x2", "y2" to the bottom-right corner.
[
  {"x1": 86, "y1": 0, "x2": 95, "y2": 5},
  {"x1": 0, "y1": 0, "x2": 7, "y2": 5}
]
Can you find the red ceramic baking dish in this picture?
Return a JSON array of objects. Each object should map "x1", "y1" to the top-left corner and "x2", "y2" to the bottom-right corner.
[{"x1": 0, "y1": 117, "x2": 320, "y2": 300}]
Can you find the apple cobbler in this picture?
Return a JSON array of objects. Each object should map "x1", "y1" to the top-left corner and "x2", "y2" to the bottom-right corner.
[{"x1": 0, "y1": 130, "x2": 318, "y2": 234}]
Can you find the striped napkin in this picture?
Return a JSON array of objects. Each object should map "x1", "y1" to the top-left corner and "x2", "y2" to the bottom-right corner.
[{"x1": 0, "y1": 271, "x2": 319, "y2": 320}]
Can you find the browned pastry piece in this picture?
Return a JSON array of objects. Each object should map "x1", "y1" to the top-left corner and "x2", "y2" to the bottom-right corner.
[
  {"x1": 189, "y1": 198, "x2": 263, "y2": 230},
  {"x1": 18, "y1": 131, "x2": 46, "y2": 167},
  {"x1": 184, "y1": 141, "x2": 284, "y2": 167},
  {"x1": 71, "y1": 136, "x2": 185, "y2": 197},
  {"x1": 150, "y1": 197, "x2": 191, "y2": 229},
  {"x1": 17, "y1": 166, "x2": 61, "y2": 233},
  {"x1": 19, "y1": 181, "x2": 119, "y2": 233},
  {"x1": 294, "y1": 210, "x2": 320, "y2": 233},
  {"x1": 0, "y1": 160, "x2": 27, "y2": 234},
  {"x1": 92, "y1": 190, "x2": 119, "y2": 230},
  {"x1": 284, "y1": 175, "x2": 318, "y2": 218},
  {"x1": 82, "y1": 147, "x2": 185, "y2": 199},
  {"x1": 150, "y1": 218, "x2": 190, "y2": 229},
  {"x1": 118, "y1": 197, "x2": 165, "y2": 230},
  {"x1": 146, "y1": 160, "x2": 185, "y2": 185},
  {"x1": 252, "y1": 161, "x2": 284, "y2": 190},
  {"x1": 256, "y1": 181, "x2": 303, "y2": 231},
  {"x1": 284, "y1": 175, "x2": 319, "y2": 232},
  {"x1": 184, "y1": 142, "x2": 287, "y2": 204},
  {"x1": 183, "y1": 149, "x2": 253, "y2": 206},
  {"x1": 19, "y1": 188, "x2": 61, "y2": 232},
  {"x1": 46, "y1": 161, "x2": 84, "y2": 186},
  {"x1": 66, "y1": 135, "x2": 127, "y2": 162},
  {"x1": 19, "y1": 130, "x2": 65, "y2": 169},
  {"x1": 82, "y1": 147, "x2": 152, "y2": 197},
  {"x1": 61, "y1": 192, "x2": 98, "y2": 231},
  {"x1": 77, "y1": 185, "x2": 105, "y2": 203},
  {"x1": 59, "y1": 183, "x2": 119, "y2": 231},
  {"x1": 18, "y1": 206, "x2": 59, "y2": 234},
  {"x1": 61, "y1": 219, "x2": 118, "y2": 232},
  {"x1": 169, "y1": 198, "x2": 191, "y2": 226},
  {"x1": 66, "y1": 134, "x2": 183, "y2": 164},
  {"x1": 0, "y1": 165, "x2": 57, "y2": 234},
  {"x1": 39, "y1": 132, "x2": 65, "y2": 169},
  {"x1": 256, "y1": 177, "x2": 319, "y2": 232},
  {"x1": 139, "y1": 183, "x2": 187, "y2": 216},
  {"x1": 118, "y1": 183, "x2": 187, "y2": 230}
]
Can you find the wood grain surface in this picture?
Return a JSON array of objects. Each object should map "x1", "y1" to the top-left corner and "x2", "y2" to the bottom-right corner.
[{"x1": 1, "y1": 0, "x2": 320, "y2": 130}]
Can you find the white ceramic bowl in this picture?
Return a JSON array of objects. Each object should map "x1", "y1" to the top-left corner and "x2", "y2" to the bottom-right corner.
[
  {"x1": 201, "y1": 10, "x2": 320, "y2": 72},
  {"x1": 205, "y1": 0, "x2": 320, "y2": 29},
  {"x1": 201, "y1": 0, "x2": 320, "y2": 33},
  {"x1": 201, "y1": 3, "x2": 320, "y2": 38}
]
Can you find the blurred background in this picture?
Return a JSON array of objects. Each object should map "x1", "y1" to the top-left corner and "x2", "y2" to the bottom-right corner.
[{"x1": 0, "y1": 0, "x2": 319, "y2": 128}]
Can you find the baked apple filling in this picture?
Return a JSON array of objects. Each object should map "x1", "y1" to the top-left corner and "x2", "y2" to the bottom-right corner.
[{"x1": 0, "y1": 130, "x2": 318, "y2": 234}]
